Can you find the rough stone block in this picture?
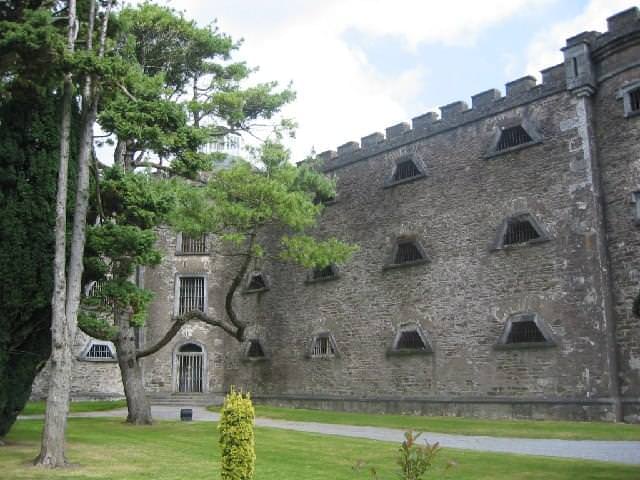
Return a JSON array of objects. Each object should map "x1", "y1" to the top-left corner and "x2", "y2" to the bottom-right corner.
[
  {"x1": 337, "y1": 141, "x2": 360, "y2": 156},
  {"x1": 471, "y1": 89, "x2": 501, "y2": 109},
  {"x1": 505, "y1": 76, "x2": 537, "y2": 96},
  {"x1": 440, "y1": 101, "x2": 468, "y2": 121},
  {"x1": 385, "y1": 122, "x2": 410, "y2": 139},
  {"x1": 361, "y1": 132, "x2": 385, "y2": 148},
  {"x1": 411, "y1": 112, "x2": 439, "y2": 130}
]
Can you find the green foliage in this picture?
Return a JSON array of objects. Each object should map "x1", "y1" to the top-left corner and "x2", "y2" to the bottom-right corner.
[
  {"x1": 0, "y1": 63, "x2": 79, "y2": 437},
  {"x1": 396, "y1": 432, "x2": 440, "y2": 480},
  {"x1": 77, "y1": 314, "x2": 119, "y2": 342},
  {"x1": 171, "y1": 141, "x2": 357, "y2": 270},
  {"x1": 218, "y1": 388, "x2": 256, "y2": 480}
]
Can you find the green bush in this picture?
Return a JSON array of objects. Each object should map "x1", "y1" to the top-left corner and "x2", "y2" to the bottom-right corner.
[
  {"x1": 397, "y1": 431, "x2": 440, "y2": 480},
  {"x1": 218, "y1": 388, "x2": 256, "y2": 480}
]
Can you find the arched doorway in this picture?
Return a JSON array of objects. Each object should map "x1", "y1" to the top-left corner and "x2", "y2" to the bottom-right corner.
[{"x1": 176, "y1": 343, "x2": 205, "y2": 393}]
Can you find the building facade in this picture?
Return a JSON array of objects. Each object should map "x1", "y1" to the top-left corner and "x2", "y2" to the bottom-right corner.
[{"x1": 32, "y1": 8, "x2": 640, "y2": 422}]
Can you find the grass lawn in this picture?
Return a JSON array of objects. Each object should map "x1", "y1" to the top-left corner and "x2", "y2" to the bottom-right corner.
[
  {"x1": 0, "y1": 418, "x2": 638, "y2": 480},
  {"x1": 224, "y1": 405, "x2": 640, "y2": 441},
  {"x1": 21, "y1": 400, "x2": 127, "y2": 416}
]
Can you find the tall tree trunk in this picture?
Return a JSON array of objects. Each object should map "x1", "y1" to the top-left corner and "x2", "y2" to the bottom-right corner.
[
  {"x1": 35, "y1": 0, "x2": 77, "y2": 467},
  {"x1": 116, "y1": 313, "x2": 152, "y2": 425}
]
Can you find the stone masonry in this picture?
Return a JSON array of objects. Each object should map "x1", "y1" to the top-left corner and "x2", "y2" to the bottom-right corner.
[{"x1": 32, "y1": 8, "x2": 640, "y2": 422}]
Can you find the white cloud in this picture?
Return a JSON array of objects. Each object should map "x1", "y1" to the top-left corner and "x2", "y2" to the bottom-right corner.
[
  {"x1": 524, "y1": 0, "x2": 635, "y2": 78},
  {"x1": 131, "y1": 0, "x2": 558, "y2": 159}
]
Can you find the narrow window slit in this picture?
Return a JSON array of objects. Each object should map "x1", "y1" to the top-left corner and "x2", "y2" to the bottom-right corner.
[{"x1": 629, "y1": 88, "x2": 640, "y2": 113}]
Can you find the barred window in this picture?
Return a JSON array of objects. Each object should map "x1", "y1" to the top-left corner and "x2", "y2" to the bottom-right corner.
[
  {"x1": 493, "y1": 213, "x2": 549, "y2": 250},
  {"x1": 81, "y1": 341, "x2": 116, "y2": 361},
  {"x1": 178, "y1": 276, "x2": 205, "y2": 315},
  {"x1": 503, "y1": 218, "x2": 540, "y2": 245},
  {"x1": 495, "y1": 313, "x2": 555, "y2": 350},
  {"x1": 497, "y1": 126, "x2": 532, "y2": 151},
  {"x1": 87, "y1": 344, "x2": 114, "y2": 359},
  {"x1": 389, "y1": 325, "x2": 432, "y2": 355},
  {"x1": 179, "y1": 233, "x2": 207, "y2": 254},
  {"x1": 394, "y1": 242, "x2": 424, "y2": 264},
  {"x1": 311, "y1": 334, "x2": 336, "y2": 358},
  {"x1": 393, "y1": 160, "x2": 422, "y2": 182},
  {"x1": 507, "y1": 319, "x2": 546, "y2": 343}
]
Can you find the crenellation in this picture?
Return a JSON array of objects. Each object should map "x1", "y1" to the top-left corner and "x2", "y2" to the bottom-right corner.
[
  {"x1": 565, "y1": 31, "x2": 600, "y2": 48},
  {"x1": 385, "y1": 122, "x2": 411, "y2": 139},
  {"x1": 606, "y1": 7, "x2": 639, "y2": 35},
  {"x1": 411, "y1": 111, "x2": 439, "y2": 130},
  {"x1": 318, "y1": 150, "x2": 337, "y2": 162},
  {"x1": 471, "y1": 89, "x2": 502, "y2": 109},
  {"x1": 506, "y1": 76, "x2": 537, "y2": 96},
  {"x1": 361, "y1": 132, "x2": 385, "y2": 148},
  {"x1": 337, "y1": 141, "x2": 360, "y2": 156},
  {"x1": 541, "y1": 64, "x2": 565, "y2": 85},
  {"x1": 439, "y1": 101, "x2": 468, "y2": 121}
]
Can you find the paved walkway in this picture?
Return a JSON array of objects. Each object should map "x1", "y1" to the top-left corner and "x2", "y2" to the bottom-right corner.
[{"x1": 20, "y1": 405, "x2": 640, "y2": 465}]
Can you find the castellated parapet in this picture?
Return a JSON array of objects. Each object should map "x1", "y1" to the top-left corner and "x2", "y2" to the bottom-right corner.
[{"x1": 32, "y1": 8, "x2": 640, "y2": 423}]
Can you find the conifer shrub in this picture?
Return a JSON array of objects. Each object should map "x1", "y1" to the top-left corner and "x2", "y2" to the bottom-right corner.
[{"x1": 218, "y1": 388, "x2": 256, "y2": 480}]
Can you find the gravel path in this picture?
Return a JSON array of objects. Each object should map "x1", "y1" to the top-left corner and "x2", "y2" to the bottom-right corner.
[{"x1": 20, "y1": 405, "x2": 640, "y2": 465}]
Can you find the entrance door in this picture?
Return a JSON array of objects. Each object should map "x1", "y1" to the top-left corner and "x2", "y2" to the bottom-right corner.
[{"x1": 176, "y1": 343, "x2": 204, "y2": 393}]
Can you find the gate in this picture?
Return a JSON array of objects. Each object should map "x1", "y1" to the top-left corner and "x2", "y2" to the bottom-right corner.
[{"x1": 176, "y1": 343, "x2": 204, "y2": 393}]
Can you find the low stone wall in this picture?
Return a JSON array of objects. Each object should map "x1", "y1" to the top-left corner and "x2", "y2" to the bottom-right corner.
[{"x1": 252, "y1": 394, "x2": 621, "y2": 422}]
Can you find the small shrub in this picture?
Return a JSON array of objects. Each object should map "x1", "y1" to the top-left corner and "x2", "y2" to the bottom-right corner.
[
  {"x1": 218, "y1": 388, "x2": 256, "y2": 480},
  {"x1": 354, "y1": 430, "x2": 442, "y2": 480},
  {"x1": 397, "y1": 431, "x2": 440, "y2": 480}
]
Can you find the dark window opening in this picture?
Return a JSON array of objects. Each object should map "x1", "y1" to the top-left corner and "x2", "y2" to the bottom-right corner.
[
  {"x1": 630, "y1": 88, "x2": 640, "y2": 113},
  {"x1": 312, "y1": 336, "x2": 335, "y2": 357},
  {"x1": 503, "y1": 219, "x2": 540, "y2": 245},
  {"x1": 394, "y1": 242, "x2": 424, "y2": 264},
  {"x1": 396, "y1": 330, "x2": 427, "y2": 350},
  {"x1": 180, "y1": 233, "x2": 207, "y2": 254},
  {"x1": 247, "y1": 274, "x2": 266, "y2": 291},
  {"x1": 178, "y1": 277, "x2": 205, "y2": 315},
  {"x1": 507, "y1": 320, "x2": 546, "y2": 344},
  {"x1": 179, "y1": 343, "x2": 203, "y2": 353},
  {"x1": 247, "y1": 340, "x2": 265, "y2": 358},
  {"x1": 393, "y1": 160, "x2": 422, "y2": 182},
  {"x1": 313, "y1": 265, "x2": 335, "y2": 280},
  {"x1": 497, "y1": 126, "x2": 532, "y2": 151},
  {"x1": 87, "y1": 344, "x2": 114, "y2": 359}
]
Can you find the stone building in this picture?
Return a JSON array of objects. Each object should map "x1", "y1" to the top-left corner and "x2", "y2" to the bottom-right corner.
[{"x1": 32, "y1": 7, "x2": 640, "y2": 422}]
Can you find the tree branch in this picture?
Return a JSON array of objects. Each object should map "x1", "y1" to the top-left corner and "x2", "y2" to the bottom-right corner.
[
  {"x1": 136, "y1": 317, "x2": 187, "y2": 359},
  {"x1": 224, "y1": 234, "x2": 255, "y2": 341}
]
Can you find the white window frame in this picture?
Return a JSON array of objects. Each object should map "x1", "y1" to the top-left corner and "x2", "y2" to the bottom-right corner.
[
  {"x1": 174, "y1": 274, "x2": 208, "y2": 316},
  {"x1": 79, "y1": 340, "x2": 117, "y2": 362}
]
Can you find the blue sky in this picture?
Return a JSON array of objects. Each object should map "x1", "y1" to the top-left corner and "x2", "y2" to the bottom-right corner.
[{"x1": 153, "y1": 1, "x2": 636, "y2": 160}]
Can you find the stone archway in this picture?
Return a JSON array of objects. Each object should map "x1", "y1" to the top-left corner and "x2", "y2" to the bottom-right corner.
[{"x1": 174, "y1": 342, "x2": 206, "y2": 393}]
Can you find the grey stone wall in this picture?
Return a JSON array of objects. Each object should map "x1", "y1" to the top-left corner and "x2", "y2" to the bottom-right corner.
[
  {"x1": 32, "y1": 7, "x2": 640, "y2": 422},
  {"x1": 593, "y1": 38, "x2": 640, "y2": 422}
]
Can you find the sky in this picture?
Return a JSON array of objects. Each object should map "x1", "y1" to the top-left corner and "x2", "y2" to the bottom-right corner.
[{"x1": 133, "y1": 0, "x2": 636, "y2": 161}]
